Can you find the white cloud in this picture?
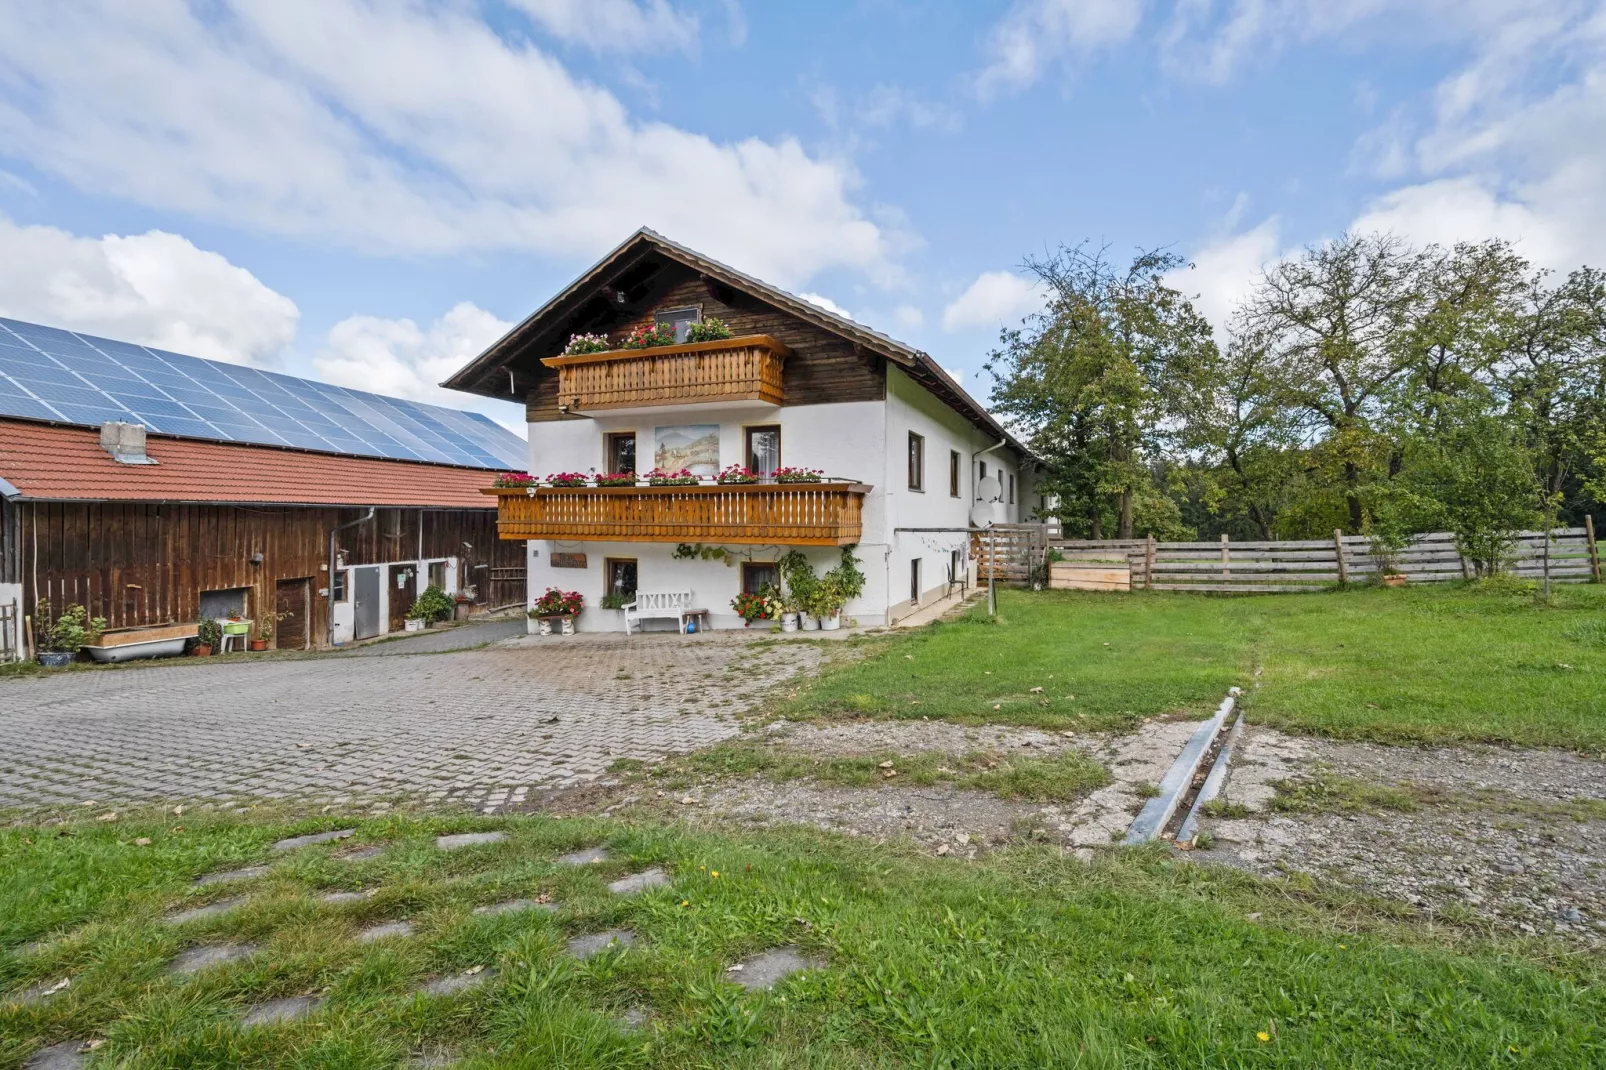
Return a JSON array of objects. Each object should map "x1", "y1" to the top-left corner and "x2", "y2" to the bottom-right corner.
[
  {"x1": 1350, "y1": 177, "x2": 1570, "y2": 266},
  {"x1": 974, "y1": 0, "x2": 1146, "y2": 97},
  {"x1": 0, "y1": 213, "x2": 297, "y2": 366},
  {"x1": 0, "y1": 0, "x2": 892, "y2": 288},
  {"x1": 508, "y1": 0, "x2": 697, "y2": 54},
  {"x1": 799, "y1": 292, "x2": 853, "y2": 320},
  {"x1": 858, "y1": 85, "x2": 962, "y2": 133},
  {"x1": 315, "y1": 302, "x2": 525, "y2": 435},
  {"x1": 893, "y1": 304, "x2": 925, "y2": 330},
  {"x1": 942, "y1": 365, "x2": 967, "y2": 389},
  {"x1": 1173, "y1": 215, "x2": 1283, "y2": 336},
  {"x1": 941, "y1": 271, "x2": 1045, "y2": 331}
]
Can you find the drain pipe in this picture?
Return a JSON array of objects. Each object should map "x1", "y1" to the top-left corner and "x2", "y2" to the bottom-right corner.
[{"x1": 328, "y1": 508, "x2": 376, "y2": 647}]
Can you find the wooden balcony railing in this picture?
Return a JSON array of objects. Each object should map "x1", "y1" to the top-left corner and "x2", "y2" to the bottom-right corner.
[
  {"x1": 484, "y1": 482, "x2": 869, "y2": 546},
  {"x1": 540, "y1": 335, "x2": 788, "y2": 412}
]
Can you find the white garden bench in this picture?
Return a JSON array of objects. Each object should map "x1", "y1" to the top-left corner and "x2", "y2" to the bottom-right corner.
[{"x1": 623, "y1": 591, "x2": 708, "y2": 635}]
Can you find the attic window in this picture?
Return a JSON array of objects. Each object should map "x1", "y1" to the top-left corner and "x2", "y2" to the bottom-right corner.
[{"x1": 655, "y1": 306, "x2": 701, "y2": 343}]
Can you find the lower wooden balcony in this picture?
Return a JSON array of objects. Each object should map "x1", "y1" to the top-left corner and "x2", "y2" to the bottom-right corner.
[{"x1": 484, "y1": 483, "x2": 869, "y2": 546}]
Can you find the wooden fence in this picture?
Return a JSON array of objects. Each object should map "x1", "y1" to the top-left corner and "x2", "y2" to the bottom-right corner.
[{"x1": 1041, "y1": 519, "x2": 1601, "y2": 594}]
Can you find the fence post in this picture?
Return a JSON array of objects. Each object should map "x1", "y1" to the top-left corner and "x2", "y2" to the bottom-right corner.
[
  {"x1": 1333, "y1": 529, "x2": 1348, "y2": 586},
  {"x1": 1220, "y1": 533, "x2": 1230, "y2": 577},
  {"x1": 1144, "y1": 534, "x2": 1155, "y2": 590},
  {"x1": 1588, "y1": 515, "x2": 1601, "y2": 582}
]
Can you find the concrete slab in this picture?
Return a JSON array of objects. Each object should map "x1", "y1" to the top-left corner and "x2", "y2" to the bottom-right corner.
[
  {"x1": 272, "y1": 828, "x2": 356, "y2": 851},
  {"x1": 337, "y1": 846, "x2": 386, "y2": 862},
  {"x1": 727, "y1": 947, "x2": 826, "y2": 991},
  {"x1": 356, "y1": 920, "x2": 414, "y2": 943},
  {"x1": 195, "y1": 865, "x2": 269, "y2": 887},
  {"x1": 241, "y1": 996, "x2": 320, "y2": 1026},
  {"x1": 608, "y1": 868, "x2": 669, "y2": 895},
  {"x1": 164, "y1": 897, "x2": 247, "y2": 925},
  {"x1": 435, "y1": 832, "x2": 506, "y2": 850},
  {"x1": 556, "y1": 846, "x2": 608, "y2": 865},
  {"x1": 6, "y1": 978, "x2": 70, "y2": 1006},
  {"x1": 319, "y1": 889, "x2": 376, "y2": 904},
  {"x1": 417, "y1": 967, "x2": 495, "y2": 997},
  {"x1": 169, "y1": 943, "x2": 258, "y2": 975},
  {"x1": 22, "y1": 1041, "x2": 88, "y2": 1069},
  {"x1": 566, "y1": 929, "x2": 634, "y2": 960},
  {"x1": 472, "y1": 898, "x2": 554, "y2": 917}
]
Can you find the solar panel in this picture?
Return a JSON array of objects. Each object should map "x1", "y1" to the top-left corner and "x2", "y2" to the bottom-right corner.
[{"x1": 0, "y1": 317, "x2": 527, "y2": 469}]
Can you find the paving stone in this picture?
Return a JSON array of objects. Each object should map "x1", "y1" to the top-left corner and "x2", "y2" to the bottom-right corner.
[
  {"x1": 272, "y1": 828, "x2": 356, "y2": 851},
  {"x1": 417, "y1": 967, "x2": 495, "y2": 997},
  {"x1": 435, "y1": 832, "x2": 506, "y2": 850},
  {"x1": 726, "y1": 947, "x2": 826, "y2": 991},
  {"x1": 406, "y1": 1048, "x2": 458, "y2": 1068},
  {"x1": 566, "y1": 929, "x2": 635, "y2": 960},
  {"x1": 337, "y1": 846, "x2": 386, "y2": 862},
  {"x1": 617, "y1": 1007, "x2": 650, "y2": 1030},
  {"x1": 22, "y1": 1041, "x2": 89, "y2": 1069},
  {"x1": 608, "y1": 868, "x2": 669, "y2": 895},
  {"x1": 556, "y1": 846, "x2": 609, "y2": 865},
  {"x1": 241, "y1": 996, "x2": 320, "y2": 1026},
  {"x1": 6, "y1": 978, "x2": 71, "y2": 1006},
  {"x1": 356, "y1": 920, "x2": 414, "y2": 943},
  {"x1": 472, "y1": 898, "x2": 555, "y2": 917},
  {"x1": 319, "y1": 889, "x2": 376, "y2": 904},
  {"x1": 195, "y1": 865, "x2": 269, "y2": 887},
  {"x1": 169, "y1": 943, "x2": 258, "y2": 975},
  {"x1": 164, "y1": 897, "x2": 246, "y2": 924}
]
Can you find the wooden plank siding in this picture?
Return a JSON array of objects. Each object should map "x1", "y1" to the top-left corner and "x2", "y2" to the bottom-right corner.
[
  {"x1": 541, "y1": 335, "x2": 787, "y2": 411},
  {"x1": 11, "y1": 501, "x2": 522, "y2": 646},
  {"x1": 526, "y1": 270, "x2": 883, "y2": 422}
]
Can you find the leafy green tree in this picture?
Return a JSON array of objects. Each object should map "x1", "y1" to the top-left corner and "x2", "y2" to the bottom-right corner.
[{"x1": 986, "y1": 244, "x2": 1216, "y2": 538}]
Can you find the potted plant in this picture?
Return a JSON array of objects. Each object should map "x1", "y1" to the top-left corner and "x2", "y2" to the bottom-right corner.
[
  {"x1": 595, "y1": 471, "x2": 637, "y2": 487},
  {"x1": 778, "y1": 550, "x2": 819, "y2": 631},
  {"x1": 773, "y1": 466, "x2": 825, "y2": 484},
  {"x1": 493, "y1": 471, "x2": 536, "y2": 489},
  {"x1": 407, "y1": 584, "x2": 454, "y2": 631},
  {"x1": 816, "y1": 547, "x2": 865, "y2": 630},
  {"x1": 194, "y1": 617, "x2": 222, "y2": 657},
  {"x1": 545, "y1": 471, "x2": 590, "y2": 488},
  {"x1": 731, "y1": 587, "x2": 780, "y2": 626},
  {"x1": 563, "y1": 332, "x2": 612, "y2": 355},
  {"x1": 716, "y1": 464, "x2": 759, "y2": 485},
  {"x1": 622, "y1": 322, "x2": 677, "y2": 349},
  {"x1": 33, "y1": 599, "x2": 106, "y2": 667},
  {"x1": 251, "y1": 615, "x2": 276, "y2": 652},
  {"x1": 685, "y1": 317, "x2": 734, "y2": 342},
  {"x1": 645, "y1": 468, "x2": 700, "y2": 486},
  {"x1": 599, "y1": 592, "x2": 632, "y2": 611},
  {"x1": 528, "y1": 587, "x2": 584, "y2": 636}
]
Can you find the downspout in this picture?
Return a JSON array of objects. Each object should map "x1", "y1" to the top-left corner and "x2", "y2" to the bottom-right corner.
[
  {"x1": 328, "y1": 508, "x2": 376, "y2": 647},
  {"x1": 970, "y1": 439, "x2": 1008, "y2": 497}
]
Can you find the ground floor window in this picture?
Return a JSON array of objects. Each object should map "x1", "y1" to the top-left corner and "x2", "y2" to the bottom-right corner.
[
  {"x1": 910, "y1": 558, "x2": 922, "y2": 604},
  {"x1": 604, "y1": 558, "x2": 638, "y2": 606},
  {"x1": 427, "y1": 560, "x2": 446, "y2": 590},
  {"x1": 332, "y1": 569, "x2": 348, "y2": 603},
  {"x1": 741, "y1": 561, "x2": 779, "y2": 595}
]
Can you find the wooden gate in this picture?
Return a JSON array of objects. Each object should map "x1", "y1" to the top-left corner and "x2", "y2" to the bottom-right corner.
[
  {"x1": 388, "y1": 563, "x2": 418, "y2": 630},
  {"x1": 273, "y1": 578, "x2": 310, "y2": 650}
]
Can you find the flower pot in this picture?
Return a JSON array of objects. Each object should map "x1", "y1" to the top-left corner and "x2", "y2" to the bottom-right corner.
[
  {"x1": 37, "y1": 651, "x2": 74, "y2": 668},
  {"x1": 249, "y1": 639, "x2": 268, "y2": 652},
  {"x1": 780, "y1": 613, "x2": 798, "y2": 633},
  {"x1": 536, "y1": 614, "x2": 576, "y2": 636},
  {"x1": 192, "y1": 644, "x2": 212, "y2": 657},
  {"x1": 800, "y1": 614, "x2": 819, "y2": 631},
  {"x1": 453, "y1": 602, "x2": 473, "y2": 620},
  {"x1": 820, "y1": 612, "x2": 842, "y2": 631}
]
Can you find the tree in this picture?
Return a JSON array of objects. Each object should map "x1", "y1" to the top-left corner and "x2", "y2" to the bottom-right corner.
[{"x1": 986, "y1": 244, "x2": 1216, "y2": 539}]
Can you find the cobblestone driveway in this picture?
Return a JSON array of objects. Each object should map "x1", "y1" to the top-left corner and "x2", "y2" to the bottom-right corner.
[{"x1": 0, "y1": 633, "x2": 820, "y2": 813}]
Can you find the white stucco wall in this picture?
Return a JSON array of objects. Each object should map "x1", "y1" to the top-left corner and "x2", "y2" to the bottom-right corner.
[
  {"x1": 0, "y1": 581, "x2": 21, "y2": 658},
  {"x1": 328, "y1": 555, "x2": 460, "y2": 645}
]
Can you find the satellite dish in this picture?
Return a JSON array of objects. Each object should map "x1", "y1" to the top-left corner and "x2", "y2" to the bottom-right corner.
[{"x1": 977, "y1": 475, "x2": 1003, "y2": 502}]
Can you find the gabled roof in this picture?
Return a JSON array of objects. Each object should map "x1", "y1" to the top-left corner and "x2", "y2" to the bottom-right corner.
[
  {"x1": 0, "y1": 418, "x2": 499, "y2": 507},
  {"x1": 442, "y1": 227, "x2": 1036, "y2": 462}
]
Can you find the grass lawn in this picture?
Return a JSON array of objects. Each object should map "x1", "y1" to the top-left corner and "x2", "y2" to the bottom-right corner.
[
  {"x1": 787, "y1": 583, "x2": 1606, "y2": 750},
  {"x1": 4, "y1": 811, "x2": 1603, "y2": 1068}
]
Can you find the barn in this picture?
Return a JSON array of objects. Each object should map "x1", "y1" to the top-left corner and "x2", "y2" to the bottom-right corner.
[{"x1": 0, "y1": 317, "x2": 527, "y2": 660}]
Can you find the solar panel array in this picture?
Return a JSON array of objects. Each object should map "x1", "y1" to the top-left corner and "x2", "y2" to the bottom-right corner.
[{"x1": 0, "y1": 318, "x2": 526, "y2": 469}]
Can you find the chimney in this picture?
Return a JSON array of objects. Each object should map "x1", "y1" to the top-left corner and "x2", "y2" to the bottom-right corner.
[{"x1": 100, "y1": 421, "x2": 157, "y2": 465}]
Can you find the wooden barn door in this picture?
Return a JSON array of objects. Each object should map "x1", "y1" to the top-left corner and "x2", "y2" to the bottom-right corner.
[
  {"x1": 388, "y1": 563, "x2": 418, "y2": 631},
  {"x1": 274, "y1": 578, "x2": 310, "y2": 650}
]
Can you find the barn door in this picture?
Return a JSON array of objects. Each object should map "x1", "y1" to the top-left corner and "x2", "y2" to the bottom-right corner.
[
  {"x1": 273, "y1": 578, "x2": 310, "y2": 650},
  {"x1": 353, "y1": 566, "x2": 381, "y2": 639},
  {"x1": 388, "y1": 563, "x2": 418, "y2": 631}
]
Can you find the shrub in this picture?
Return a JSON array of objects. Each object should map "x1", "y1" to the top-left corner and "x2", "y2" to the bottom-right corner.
[
  {"x1": 411, "y1": 584, "x2": 454, "y2": 623},
  {"x1": 36, "y1": 600, "x2": 107, "y2": 653},
  {"x1": 195, "y1": 617, "x2": 223, "y2": 650}
]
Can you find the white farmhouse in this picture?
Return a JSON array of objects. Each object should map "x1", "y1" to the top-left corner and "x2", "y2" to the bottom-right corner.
[{"x1": 444, "y1": 229, "x2": 1044, "y2": 630}]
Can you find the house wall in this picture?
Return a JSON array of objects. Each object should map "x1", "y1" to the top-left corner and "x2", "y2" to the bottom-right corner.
[{"x1": 10, "y1": 501, "x2": 521, "y2": 650}]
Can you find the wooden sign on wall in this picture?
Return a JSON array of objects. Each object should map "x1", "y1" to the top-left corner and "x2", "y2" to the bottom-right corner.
[{"x1": 550, "y1": 552, "x2": 588, "y2": 569}]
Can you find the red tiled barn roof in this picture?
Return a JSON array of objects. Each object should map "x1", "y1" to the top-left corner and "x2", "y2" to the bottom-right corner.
[{"x1": 0, "y1": 418, "x2": 502, "y2": 507}]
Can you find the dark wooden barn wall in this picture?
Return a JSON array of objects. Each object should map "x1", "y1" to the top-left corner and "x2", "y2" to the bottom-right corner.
[
  {"x1": 14, "y1": 502, "x2": 522, "y2": 647},
  {"x1": 526, "y1": 269, "x2": 884, "y2": 423}
]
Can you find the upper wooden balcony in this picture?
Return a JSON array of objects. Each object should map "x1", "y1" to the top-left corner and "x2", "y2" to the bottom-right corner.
[
  {"x1": 484, "y1": 482, "x2": 868, "y2": 546},
  {"x1": 540, "y1": 335, "x2": 789, "y2": 413}
]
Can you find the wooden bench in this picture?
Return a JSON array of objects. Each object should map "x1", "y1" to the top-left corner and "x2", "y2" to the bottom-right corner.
[{"x1": 623, "y1": 592, "x2": 708, "y2": 635}]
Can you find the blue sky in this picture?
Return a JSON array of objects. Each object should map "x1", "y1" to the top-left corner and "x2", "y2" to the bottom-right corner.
[{"x1": 1, "y1": 1, "x2": 1601, "y2": 434}]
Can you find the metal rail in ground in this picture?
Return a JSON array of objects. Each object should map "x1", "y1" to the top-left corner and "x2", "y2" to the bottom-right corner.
[{"x1": 1124, "y1": 688, "x2": 1240, "y2": 845}]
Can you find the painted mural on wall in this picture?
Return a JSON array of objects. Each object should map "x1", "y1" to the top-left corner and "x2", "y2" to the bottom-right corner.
[{"x1": 654, "y1": 425, "x2": 719, "y2": 477}]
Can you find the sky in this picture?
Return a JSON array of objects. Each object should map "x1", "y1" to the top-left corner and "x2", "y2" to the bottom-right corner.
[{"x1": 1, "y1": 0, "x2": 1602, "y2": 435}]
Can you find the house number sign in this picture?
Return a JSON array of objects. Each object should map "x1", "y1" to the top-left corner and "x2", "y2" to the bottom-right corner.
[{"x1": 551, "y1": 552, "x2": 588, "y2": 569}]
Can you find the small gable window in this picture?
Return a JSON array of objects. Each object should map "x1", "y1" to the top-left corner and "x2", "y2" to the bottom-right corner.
[{"x1": 655, "y1": 306, "x2": 701, "y2": 343}]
